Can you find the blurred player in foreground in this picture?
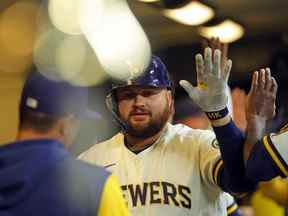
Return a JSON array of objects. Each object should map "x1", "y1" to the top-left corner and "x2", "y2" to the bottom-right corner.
[
  {"x1": 79, "y1": 46, "x2": 255, "y2": 215},
  {"x1": 0, "y1": 72, "x2": 129, "y2": 216}
]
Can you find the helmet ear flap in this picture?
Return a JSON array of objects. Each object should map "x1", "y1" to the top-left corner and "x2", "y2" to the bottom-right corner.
[
  {"x1": 105, "y1": 93, "x2": 114, "y2": 114},
  {"x1": 106, "y1": 91, "x2": 128, "y2": 132},
  {"x1": 106, "y1": 91, "x2": 120, "y2": 119}
]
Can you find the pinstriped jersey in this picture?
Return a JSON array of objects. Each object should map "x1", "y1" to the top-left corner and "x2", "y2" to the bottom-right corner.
[{"x1": 79, "y1": 123, "x2": 232, "y2": 216}]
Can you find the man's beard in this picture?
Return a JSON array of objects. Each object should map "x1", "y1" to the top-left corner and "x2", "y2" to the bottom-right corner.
[{"x1": 124, "y1": 105, "x2": 171, "y2": 138}]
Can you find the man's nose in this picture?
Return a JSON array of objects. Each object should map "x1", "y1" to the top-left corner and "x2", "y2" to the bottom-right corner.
[{"x1": 133, "y1": 94, "x2": 146, "y2": 106}]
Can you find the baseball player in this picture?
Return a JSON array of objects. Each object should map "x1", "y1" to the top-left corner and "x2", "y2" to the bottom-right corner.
[
  {"x1": 0, "y1": 72, "x2": 130, "y2": 216},
  {"x1": 79, "y1": 49, "x2": 254, "y2": 215}
]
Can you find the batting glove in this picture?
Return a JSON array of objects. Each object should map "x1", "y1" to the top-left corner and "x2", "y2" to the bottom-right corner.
[{"x1": 180, "y1": 48, "x2": 232, "y2": 119}]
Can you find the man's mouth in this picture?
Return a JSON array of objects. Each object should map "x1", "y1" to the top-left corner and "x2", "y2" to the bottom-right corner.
[
  {"x1": 131, "y1": 112, "x2": 149, "y2": 115},
  {"x1": 129, "y1": 111, "x2": 150, "y2": 120}
]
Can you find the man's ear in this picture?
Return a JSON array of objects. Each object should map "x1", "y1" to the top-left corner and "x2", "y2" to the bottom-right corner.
[
  {"x1": 59, "y1": 115, "x2": 80, "y2": 148},
  {"x1": 167, "y1": 90, "x2": 174, "y2": 112},
  {"x1": 57, "y1": 115, "x2": 77, "y2": 136},
  {"x1": 56, "y1": 117, "x2": 67, "y2": 137}
]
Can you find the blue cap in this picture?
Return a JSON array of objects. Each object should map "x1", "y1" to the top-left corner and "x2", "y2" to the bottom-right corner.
[{"x1": 20, "y1": 72, "x2": 100, "y2": 119}]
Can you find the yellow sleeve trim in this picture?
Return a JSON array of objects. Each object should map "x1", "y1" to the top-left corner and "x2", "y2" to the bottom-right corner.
[
  {"x1": 262, "y1": 136, "x2": 288, "y2": 177},
  {"x1": 227, "y1": 203, "x2": 238, "y2": 215},
  {"x1": 213, "y1": 159, "x2": 223, "y2": 185},
  {"x1": 280, "y1": 123, "x2": 288, "y2": 132},
  {"x1": 98, "y1": 175, "x2": 130, "y2": 216}
]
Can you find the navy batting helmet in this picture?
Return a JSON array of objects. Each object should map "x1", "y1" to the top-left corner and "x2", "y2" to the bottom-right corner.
[
  {"x1": 106, "y1": 55, "x2": 173, "y2": 131},
  {"x1": 110, "y1": 55, "x2": 172, "y2": 90}
]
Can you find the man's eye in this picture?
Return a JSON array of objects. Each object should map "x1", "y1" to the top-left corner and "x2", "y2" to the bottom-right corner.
[
  {"x1": 141, "y1": 90, "x2": 158, "y2": 97},
  {"x1": 119, "y1": 92, "x2": 135, "y2": 99}
]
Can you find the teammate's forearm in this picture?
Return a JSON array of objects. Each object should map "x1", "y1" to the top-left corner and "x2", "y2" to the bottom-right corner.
[{"x1": 243, "y1": 116, "x2": 267, "y2": 164}]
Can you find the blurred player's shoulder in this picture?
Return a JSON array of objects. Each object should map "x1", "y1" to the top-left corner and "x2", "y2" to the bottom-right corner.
[{"x1": 78, "y1": 132, "x2": 124, "y2": 162}]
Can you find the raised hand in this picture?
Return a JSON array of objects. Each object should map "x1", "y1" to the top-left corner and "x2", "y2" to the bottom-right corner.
[
  {"x1": 246, "y1": 68, "x2": 278, "y2": 121},
  {"x1": 243, "y1": 68, "x2": 278, "y2": 163},
  {"x1": 180, "y1": 47, "x2": 232, "y2": 113}
]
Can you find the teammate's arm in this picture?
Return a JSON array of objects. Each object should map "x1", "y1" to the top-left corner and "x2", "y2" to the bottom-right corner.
[
  {"x1": 98, "y1": 175, "x2": 130, "y2": 216},
  {"x1": 242, "y1": 68, "x2": 282, "y2": 182},
  {"x1": 197, "y1": 39, "x2": 250, "y2": 193},
  {"x1": 243, "y1": 69, "x2": 277, "y2": 163},
  {"x1": 180, "y1": 45, "x2": 256, "y2": 194}
]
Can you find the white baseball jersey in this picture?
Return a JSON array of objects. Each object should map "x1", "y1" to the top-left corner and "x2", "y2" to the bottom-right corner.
[{"x1": 79, "y1": 123, "x2": 234, "y2": 216}]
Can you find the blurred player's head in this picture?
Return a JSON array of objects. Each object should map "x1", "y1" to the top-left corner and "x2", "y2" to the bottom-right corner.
[
  {"x1": 106, "y1": 55, "x2": 174, "y2": 138},
  {"x1": 19, "y1": 72, "x2": 99, "y2": 147}
]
